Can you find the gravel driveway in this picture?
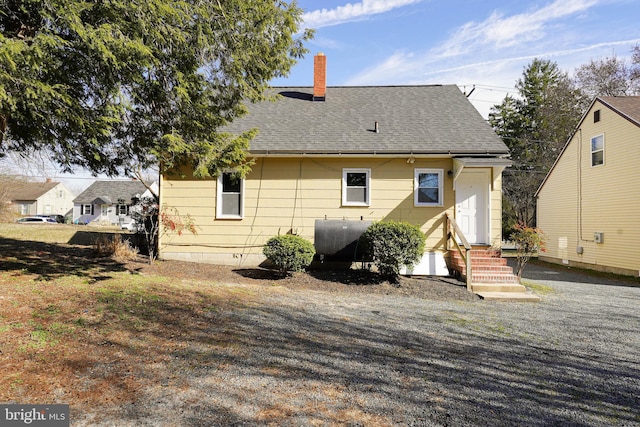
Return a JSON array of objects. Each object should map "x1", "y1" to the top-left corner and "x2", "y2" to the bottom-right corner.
[{"x1": 84, "y1": 262, "x2": 640, "y2": 426}]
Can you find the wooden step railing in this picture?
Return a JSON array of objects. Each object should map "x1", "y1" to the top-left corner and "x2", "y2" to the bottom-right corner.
[{"x1": 445, "y1": 213, "x2": 472, "y2": 291}]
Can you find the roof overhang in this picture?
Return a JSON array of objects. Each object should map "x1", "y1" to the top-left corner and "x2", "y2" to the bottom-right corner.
[
  {"x1": 248, "y1": 150, "x2": 510, "y2": 158},
  {"x1": 91, "y1": 196, "x2": 112, "y2": 205},
  {"x1": 452, "y1": 157, "x2": 513, "y2": 190}
]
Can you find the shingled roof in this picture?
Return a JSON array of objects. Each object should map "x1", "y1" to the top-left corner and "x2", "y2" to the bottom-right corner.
[
  {"x1": 7, "y1": 181, "x2": 60, "y2": 201},
  {"x1": 223, "y1": 84, "x2": 509, "y2": 157},
  {"x1": 599, "y1": 96, "x2": 640, "y2": 126},
  {"x1": 73, "y1": 180, "x2": 146, "y2": 205}
]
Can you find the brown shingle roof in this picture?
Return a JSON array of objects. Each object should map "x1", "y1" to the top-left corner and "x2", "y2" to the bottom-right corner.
[
  {"x1": 598, "y1": 96, "x2": 640, "y2": 126},
  {"x1": 6, "y1": 181, "x2": 59, "y2": 202}
]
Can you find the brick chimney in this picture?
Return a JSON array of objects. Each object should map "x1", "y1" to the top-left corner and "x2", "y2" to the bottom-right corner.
[{"x1": 313, "y1": 53, "x2": 326, "y2": 101}]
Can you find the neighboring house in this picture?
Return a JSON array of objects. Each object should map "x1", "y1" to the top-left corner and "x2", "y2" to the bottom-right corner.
[
  {"x1": 6, "y1": 179, "x2": 74, "y2": 218},
  {"x1": 73, "y1": 180, "x2": 155, "y2": 226},
  {"x1": 159, "y1": 54, "x2": 511, "y2": 274},
  {"x1": 536, "y1": 96, "x2": 640, "y2": 277}
]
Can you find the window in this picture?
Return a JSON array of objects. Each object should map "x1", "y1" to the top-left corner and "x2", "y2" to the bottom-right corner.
[
  {"x1": 591, "y1": 134, "x2": 604, "y2": 166},
  {"x1": 342, "y1": 168, "x2": 370, "y2": 206},
  {"x1": 217, "y1": 172, "x2": 244, "y2": 218},
  {"x1": 117, "y1": 204, "x2": 128, "y2": 215},
  {"x1": 593, "y1": 109, "x2": 600, "y2": 123},
  {"x1": 414, "y1": 169, "x2": 443, "y2": 206},
  {"x1": 82, "y1": 204, "x2": 92, "y2": 215}
]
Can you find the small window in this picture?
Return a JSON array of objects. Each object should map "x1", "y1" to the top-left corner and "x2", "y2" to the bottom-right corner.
[
  {"x1": 217, "y1": 172, "x2": 244, "y2": 218},
  {"x1": 591, "y1": 134, "x2": 604, "y2": 166},
  {"x1": 117, "y1": 204, "x2": 128, "y2": 215},
  {"x1": 593, "y1": 109, "x2": 600, "y2": 123},
  {"x1": 414, "y1": 169, "x2": 443, "y2": 207},
  {"x1": 82, "y1": 204, "x2": 92, "y2": 215},
  {"x1": 342, "y1": 168, "x2": 370, "y2": 206}
]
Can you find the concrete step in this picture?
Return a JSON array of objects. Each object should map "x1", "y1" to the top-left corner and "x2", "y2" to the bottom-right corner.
[
  {"x1": 472, "y1": 283, "x2": 527, "y2": 293},
  {"x1": 474, "y1": 291, "x2": 541, "y2": 302}
]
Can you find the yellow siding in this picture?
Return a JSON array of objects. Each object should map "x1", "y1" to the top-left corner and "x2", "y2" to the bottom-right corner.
[
  {"x1": 160, "y1": 157, "x2": 502, "y2": 266},
  {"x1": 490, "y1": 172, "x2": 503, "y2": 247},
  {"x1": 538, "y1": 101, "x2": 640, "y2": 275}
]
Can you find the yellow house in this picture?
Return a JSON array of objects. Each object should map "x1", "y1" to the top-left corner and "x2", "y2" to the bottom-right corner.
[
  {"x1": 159, "y1": 54, "x2": 511, "y2": 276},
  {"x1": 536, "y1": 96, "x2": 640, "y2": 277}
]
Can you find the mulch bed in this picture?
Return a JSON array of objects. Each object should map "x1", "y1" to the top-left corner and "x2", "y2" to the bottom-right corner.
[{"x1": 130, "y1": 258, "x2": 479, "y2": 302}]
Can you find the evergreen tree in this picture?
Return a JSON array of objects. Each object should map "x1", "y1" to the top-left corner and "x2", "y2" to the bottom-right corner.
[
  {"x1": 489, "y1": 59, "x2": 587, "y2": 235},
  {"x1": 0, "y1": 0, "x2": 312, "y2": 178}
]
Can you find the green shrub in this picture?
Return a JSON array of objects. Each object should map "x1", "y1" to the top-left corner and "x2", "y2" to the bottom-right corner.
[
  {"x1": 511, "y1": 223, "x2": 546, "y2": 280},
  {"x1": 359, "y1": 221, "x2": 425, "y2": 282},
  {"x1": 263, "y1": 234, "x2": 316, "y2": 273}
]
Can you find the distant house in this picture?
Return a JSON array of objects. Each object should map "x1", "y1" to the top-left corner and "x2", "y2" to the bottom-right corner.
[
  {"x1": 536, "y1": 96, "x2": 640, "y2": 276},
  {"x1": 73, "y1": 180, "x2": 155, "y2": 226},
  {"x1": 6, "y1": 180, "x2": 74, "y2": 219},
  {"x1": 158, "y1": 54, "x2": 512, "y2": 277}
]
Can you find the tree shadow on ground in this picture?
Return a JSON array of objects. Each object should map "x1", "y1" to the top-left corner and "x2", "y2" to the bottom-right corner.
[
  {"x1": 0, "y1": 237, "x2": 128, "y2": 281},
  {"x1": 233, "y1": 267, "x2": 387, "y2": 286},
  {"x1": 305, "y1": 268, "x2": 387, "y2": 285}
]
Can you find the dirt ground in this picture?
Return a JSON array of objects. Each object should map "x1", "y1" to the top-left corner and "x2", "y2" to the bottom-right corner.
[
  {"x1": 135, "y1": 256, "x2": 478, "y2": 302},
  {"x1": 0, "y1": 237, "x2": 476, "y2": 422}
]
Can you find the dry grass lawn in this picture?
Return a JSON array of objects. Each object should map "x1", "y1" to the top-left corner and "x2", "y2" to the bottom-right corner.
[{"x1": 0, "y1": 223, "x2": 472, "y2": 424}]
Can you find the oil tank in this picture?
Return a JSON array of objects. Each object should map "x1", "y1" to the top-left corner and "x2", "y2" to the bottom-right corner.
[{"x1": 314, "y1": 219, "x2": 372, "y2": 261}]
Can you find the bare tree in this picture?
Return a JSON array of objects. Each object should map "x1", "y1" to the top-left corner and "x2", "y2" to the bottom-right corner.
[{"x1": 573, "y1": 45, "x2": 640, "y2": 97}]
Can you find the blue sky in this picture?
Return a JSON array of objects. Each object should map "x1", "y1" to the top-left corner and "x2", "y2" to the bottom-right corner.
[
  {"x1": 5, "y1": 0, "x2": 640, "y2": 191},
  {"x1": 273, "y1": 0, "x2": 640, "y2": 118}
]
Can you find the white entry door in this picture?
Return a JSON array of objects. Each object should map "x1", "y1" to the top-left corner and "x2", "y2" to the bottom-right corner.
[{"x1": 455, "y1": 170, "x2": 489, "y2": 244}]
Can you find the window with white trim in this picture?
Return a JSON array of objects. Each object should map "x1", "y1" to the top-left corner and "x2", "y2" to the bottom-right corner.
[
  {"x1": 82, "y1": 204, "x2": 92, "y2": 215},
  {"x1": 591, "y1": 134, "x2": 604, "y2": 166},
  {"x1": 342, "y1": 168, "x2": 370, "y2": 206},
  {"x1": 217, "y1": 172, "x2": 244, "y2": 218},
  {"x1": 117, "y1": 204, "x2": 128, "y2": 215},
  {"x1": 414, "y1": 169, "x2": 443, "y2": 207}
]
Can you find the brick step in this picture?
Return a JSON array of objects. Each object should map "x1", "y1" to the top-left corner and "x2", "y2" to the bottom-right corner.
[
  {"x1": 472, "y1": 283, "x2": 526, "y2": 293},
  {"x1": 450, "y1": 249, "x2": 501, "y2": 256},
  {"x1": 472, "y1": 265, "x2": 513, "y2": 274},
  {"x1": 449, "y1": 254, "x2": 507, "y2": 264},
  {"x1": 450, "y1": 258, "x2": 509, "y2": 268},
  {"x1": 455, "y1": 264, "x2": 514, "y2": 273},
  {"x1": 469, "y1": 273, "x2": 520, "y2": 284}
]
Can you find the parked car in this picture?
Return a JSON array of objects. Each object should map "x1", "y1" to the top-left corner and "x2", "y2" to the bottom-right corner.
[
  {"x1": 35, "y1": 214, "x2": 65, "y2": 223},
  {"x1": 120, "y1": 221, "x2": 139, "y2": 232},
  {"x1": 16, "y1": 216, "x2": 57, "y2": 224}
]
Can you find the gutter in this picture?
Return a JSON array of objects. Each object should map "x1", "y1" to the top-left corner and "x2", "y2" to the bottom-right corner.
[{"x1": 248, "y1": 150, "x2": 510, "y2": 158}]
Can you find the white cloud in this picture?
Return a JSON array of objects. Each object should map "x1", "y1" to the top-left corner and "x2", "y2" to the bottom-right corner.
[
  {"x1": 347, "y1": 0, "x2": 609, "y2": 85},
  {"x1": 302, "y1": 0, "x2": 423, "y2": 29},
  {"x1": 437, "y1": 0, "x2": 599, "y2": 57}
]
